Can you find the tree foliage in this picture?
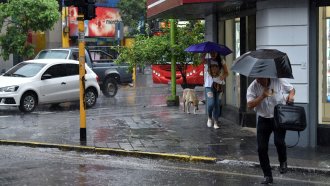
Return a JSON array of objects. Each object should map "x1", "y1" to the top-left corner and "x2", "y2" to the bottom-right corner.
[
  {"x1": 116, "y1": 20, "x2": 205, "y2": 84},
  {"x1": 0, "y1": 0, "x2": 60, "y2": 60},
  {"x1": 117, "y1": 0, "x2": 146, "y2": 35}
]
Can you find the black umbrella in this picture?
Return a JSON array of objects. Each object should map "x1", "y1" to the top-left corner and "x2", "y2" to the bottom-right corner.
[{"x1": 231, "y1": 49, "x2": 294, "y2": 78}]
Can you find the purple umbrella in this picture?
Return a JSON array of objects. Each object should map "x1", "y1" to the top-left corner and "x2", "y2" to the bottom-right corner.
[{"x1": 185, "y1": 41, "x2": 232, "y2": 56}]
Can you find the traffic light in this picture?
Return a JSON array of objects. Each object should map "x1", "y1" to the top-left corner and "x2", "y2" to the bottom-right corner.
[
  {"x1": 63, "y1": 0, "x2": 96, "y2": 20},
  {"x1": 63, "y1": 0, "x2": 74, "y2": 6},
  {"x1": 83, "y1": 0, "x2": 96, "y2": 20},
  {"x1": 63, "y1": 0, "x2": 85, "y2": 7}
]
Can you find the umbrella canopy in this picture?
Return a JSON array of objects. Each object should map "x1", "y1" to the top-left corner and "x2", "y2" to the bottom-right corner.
[
  {"x1": 185, "y1": 41, "x2": 232, "y2": 56},
  {"x1": 231, "y1": 49, "x2": 294, "y2": 79}
]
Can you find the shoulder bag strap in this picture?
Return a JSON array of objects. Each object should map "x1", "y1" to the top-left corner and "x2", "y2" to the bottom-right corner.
[{"x1": 287, "y1": 131, "x2": 300, "y2": 148}]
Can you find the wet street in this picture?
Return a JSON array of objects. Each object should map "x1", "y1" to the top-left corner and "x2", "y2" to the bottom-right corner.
[
  {"x1": 1, "y1": 68, "x2": 330, "y2": 185},
  {"x1": 0, "y1": 69, "x2": 258, "y2": 160},
  {"x1": 1, "y1": 145, "x2": 329, "y2": 186}
]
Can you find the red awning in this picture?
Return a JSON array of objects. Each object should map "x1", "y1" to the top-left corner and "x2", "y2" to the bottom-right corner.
[
  {"x1": 147, "y1": 0, "x2": 256, "y2": 20},
  {"x1": 183, "y1": 0, "x2": 225, "y2": 3},
  {"x1": 147, "y1": 0, "x2": 182, "y2": 19}
]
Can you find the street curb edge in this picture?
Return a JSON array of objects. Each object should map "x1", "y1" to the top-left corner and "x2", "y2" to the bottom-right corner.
[
  {"x1": 0, "y1": 139, "x2": 217, "y2": 164},
  {"x1": 217, "y1": 159, "x2": 330, "y2": 175}
]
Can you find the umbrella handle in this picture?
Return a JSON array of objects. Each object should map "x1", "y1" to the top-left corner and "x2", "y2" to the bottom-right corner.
[{"x1": 286, "y1": 100, "x2": 294, "y2": 105}]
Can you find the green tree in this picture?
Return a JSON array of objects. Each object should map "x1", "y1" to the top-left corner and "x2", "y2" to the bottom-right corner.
[
  {"x1": 116, "y1": 20, "x2": 205, "y2": 87},
  {"x1": 117, "y1": 0, "x2": 146, "y2": 35},
  {"x1": 0, "y1": 0, "x2": 60, "y2": 60}
]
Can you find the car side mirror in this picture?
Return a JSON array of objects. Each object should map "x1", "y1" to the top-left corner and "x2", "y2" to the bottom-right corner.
[{"x1": 41, "y1": 74, "x2": 52, "y2": 80}]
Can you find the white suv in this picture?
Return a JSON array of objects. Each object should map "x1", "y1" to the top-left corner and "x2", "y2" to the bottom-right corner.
[{"x1": 0, "y1": 59, "x2": 100, "y2": 112}]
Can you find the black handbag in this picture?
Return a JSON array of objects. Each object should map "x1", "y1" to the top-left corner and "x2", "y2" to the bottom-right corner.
[{"x1": 274, "y1": 103, "x2": 307, "y2": 148}]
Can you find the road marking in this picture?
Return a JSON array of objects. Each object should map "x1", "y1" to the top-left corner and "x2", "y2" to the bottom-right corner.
[
  {"x1": 0, "y1": 116, "x2": 12, "y2": 118},
  {"x1": 156, "y1": 164, "x2": 330, "y2": 185}
]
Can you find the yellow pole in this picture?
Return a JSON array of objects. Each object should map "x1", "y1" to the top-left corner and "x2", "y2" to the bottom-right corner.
[
  {"x1": 124, "y1": 38, "x2": 136, "y2": 84},
  {"x1": 133, "y1": 65, "x2": 136, "y2": 83},
  {"x1": 78, "y1": 14, "x2": 86, "y2": 141},
  {"x1": 62, "y1": 7, "x2": 70, "y2": 48}
]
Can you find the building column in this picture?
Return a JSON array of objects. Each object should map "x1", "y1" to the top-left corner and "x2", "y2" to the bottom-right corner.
[{"x1": 205, "y1": 14, "x2": 217, "y2": 42}]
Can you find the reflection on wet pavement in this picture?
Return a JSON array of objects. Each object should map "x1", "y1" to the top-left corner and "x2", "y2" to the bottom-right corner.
[{"x1": 0, "y1": 68, "x2": 330, "y2": 171}]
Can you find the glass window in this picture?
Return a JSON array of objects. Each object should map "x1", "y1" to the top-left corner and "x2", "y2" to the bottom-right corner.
[
  {"x1": 3, "y1": 63, "x2": 45, "y2": 77},
  {"x1": 235, "y1": 19, "x2": 240, "y2": 58},
  {"x1": 71, "y1": 51, "x2": 89, "y2": 64},
  {"x1": 43, "y1": 64, "x2": 66, "y2": 78},
  {"x1": 89, "y1": 50, "x2": 115, "y2": 64},
  {"x1": 326, "y1": 19, "x2": 330, "y2": 103},
  {"x1": 37, "y1": 50, "x2": 69, "y2": 59},
  {"x1": 320, "y1": 7, "x2": 330, "y2": 123},
  {"x1": 70, "y1": 51, "x2": 79, "y2": 61},
  {"x1": 66, "y1": 64, "x2": 79, "y2": 76}
]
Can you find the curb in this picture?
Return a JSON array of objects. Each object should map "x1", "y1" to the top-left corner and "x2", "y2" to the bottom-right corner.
[
  {"x1": 217, "y1": 159, "x2": 330, "y2": 175},
  {"x1": 0, "y1": 139, "x2": 217, "y2": 164}
]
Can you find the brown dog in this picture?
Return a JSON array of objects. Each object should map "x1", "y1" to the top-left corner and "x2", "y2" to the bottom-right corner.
[{"x1": 182, "y1": 88, "x2": 199, "y2": 114}]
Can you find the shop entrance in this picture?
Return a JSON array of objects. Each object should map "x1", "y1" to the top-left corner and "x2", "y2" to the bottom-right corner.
[{"x1": 318, "y1": 7, "x2": 330, "y2": 124}]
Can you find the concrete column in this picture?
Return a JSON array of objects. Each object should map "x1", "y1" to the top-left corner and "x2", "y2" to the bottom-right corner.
[
  {"x1": 205, "y1": 14, "x2": 217, "y2": 42},
  {"x1": 256, "y1": 0, "x2": 311, "y2": 147}
]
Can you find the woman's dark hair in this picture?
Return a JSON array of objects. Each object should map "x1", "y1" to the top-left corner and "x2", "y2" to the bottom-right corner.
[
  {"x1": 208, "y1": 53, "x2": 223, "y2": 77},
  {"x1": 215, "y1": 53, "x2": 222, "y2": 68}
]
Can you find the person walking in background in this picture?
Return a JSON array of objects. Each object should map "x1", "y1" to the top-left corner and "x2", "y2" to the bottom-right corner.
[
  {"x1": 202, "y1": 52, "x2": 228, "y2": 129},
  {"x1": 247, "y1": 78, "x2": 295, "y2": 184}
]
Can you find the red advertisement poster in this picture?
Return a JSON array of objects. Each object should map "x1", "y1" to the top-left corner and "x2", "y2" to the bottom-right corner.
[
  {"x1": 88, "y1": 7, "x2": 121, "y2": 37},
  {"x1": 68, "y1": 7, "x2": 121, "y2": 37},
  {"x1": 68, "y1": 7, "x2": 78, "y2": 36}
]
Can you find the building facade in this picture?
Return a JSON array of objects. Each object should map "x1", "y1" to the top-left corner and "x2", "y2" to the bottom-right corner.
[{"x1": 147, "y1": 0, "x2": 330, "y2": 147}]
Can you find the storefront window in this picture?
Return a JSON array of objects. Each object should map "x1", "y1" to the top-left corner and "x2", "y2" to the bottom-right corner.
[
  {"x1": 327, "y1": 19, "x2": 330, "y2": 103},
  {"x1": 320, "y1": 7, "x2": 330, "y2": 123},
  {"x1": 235, "y1": 19, "x2": 240, "y2": 58}
]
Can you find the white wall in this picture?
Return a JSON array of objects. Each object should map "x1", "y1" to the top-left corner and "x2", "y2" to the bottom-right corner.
[
  {"x1": 256, "y1": 0, "x2": 309, "y2": 103},
  {"x1": 0, "y1": 55, "x2": 13, "y2": 73},
  {"x1": 0, "y1": 17, "x2": 14, "y2": 72},
  {"x1": 45, "y1": 19, "x2": 62, "y2": 49}
]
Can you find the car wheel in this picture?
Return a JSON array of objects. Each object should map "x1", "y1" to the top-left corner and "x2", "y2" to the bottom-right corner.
[
  {"x1": 85, "y1": 88, "x2": 97, "y2": 108},
  {"x1": 19, "y1": 92, "x2": 37, "y2": 113},
  {"x1": 102, "y1": 78, "x2": 118, "y2": 97}
]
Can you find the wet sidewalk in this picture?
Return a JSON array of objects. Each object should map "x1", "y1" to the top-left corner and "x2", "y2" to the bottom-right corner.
[{"x1": 0, "y1": 67, "x2": 330, "y2": 175}]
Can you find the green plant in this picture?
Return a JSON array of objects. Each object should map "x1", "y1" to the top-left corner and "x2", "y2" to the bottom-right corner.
[
  {"x1": 116, "y1": 20, "x2": 205, "y2": 86},
  {"x1": 117, "y1": 0, "x2": 146, "y2": 35},
  {"x1": 0, "y1": 0, "x2": 60, "y2": 60}
]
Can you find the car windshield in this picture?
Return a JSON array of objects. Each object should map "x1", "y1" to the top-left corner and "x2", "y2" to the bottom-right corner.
[
  {"x1": 3, "y1": 63, "x2": 46, "y2": 77},
  {"x1": 36, "y1": 50, "x2": 69, "y2": 59}
]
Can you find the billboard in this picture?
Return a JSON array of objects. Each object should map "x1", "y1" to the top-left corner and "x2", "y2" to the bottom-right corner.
[
  {"x1": 68, "y1": 7, "x2": 122, "y2": 37},
  {"x1": 96, "y1": 0, "x2": 120, "y2": 7}
]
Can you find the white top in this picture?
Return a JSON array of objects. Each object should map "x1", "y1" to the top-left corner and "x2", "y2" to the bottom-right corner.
[
  {"x1": 246, "y1": 78, "x2": 294, "y2": 118},
  {"x1": 204, "y1": 59, "x2": 226, "y2": 87}
]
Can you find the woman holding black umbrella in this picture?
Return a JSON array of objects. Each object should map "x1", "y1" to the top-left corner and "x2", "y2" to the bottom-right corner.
[{"x1": 202, "y1": 52, "x2": 229, "y2": 129}]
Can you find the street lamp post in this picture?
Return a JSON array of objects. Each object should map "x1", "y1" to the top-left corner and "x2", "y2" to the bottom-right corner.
[{"x1": 166, "y1": 19, "x2": 179, "y2": 106}]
